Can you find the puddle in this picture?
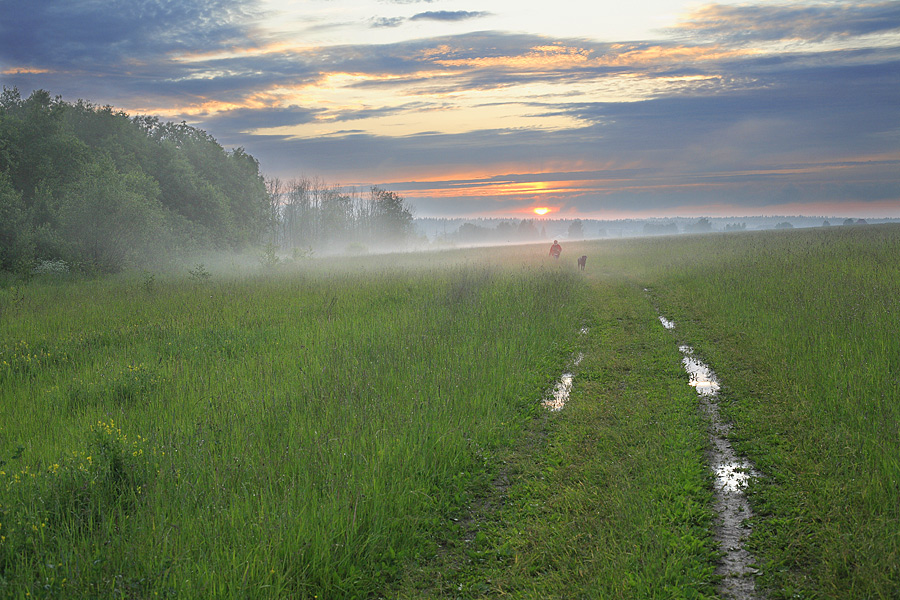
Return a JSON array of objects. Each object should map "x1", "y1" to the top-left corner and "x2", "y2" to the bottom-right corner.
[
  {"x1": 542, "y1": 332, "x2": 587, "y2": 411},
  {"x1": 676, "y1": 343, "x2": 760, "y2": 600},
  {"x1": 715, "y1": 463, "x2": 753, "y2": 493},
  {"x1": 654, "y1": 308, "x2": 760, "y2": 599},
  {"x1": 542, "y1": 372, "x2": 573, "y2": 411},
  {"x1": 680, "y1": 346, "x2": 721, "y2": 396}
]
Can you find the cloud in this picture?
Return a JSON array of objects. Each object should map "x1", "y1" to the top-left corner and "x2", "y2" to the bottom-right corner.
[
  {"x1": 371, "y1": 17, "x2": 406, "y2": 28},
  {"x1": 410, "y1": 11, "x2": 492, "y2": 22},
  {"x1": 230, "y1": 42, "x2": 900, "y2": 218},
  {"x1": 199, "y1": 105, "x2": 323, "y2": 135},
  {"x1": 370, "y1": 9, "x2": 491, "y2": 28},
  {"x1": 2, "y1": 1, "x2": 897, "y2": 218},
  {"x1": 0, "y1": 0, "x2": 262, "y2": 69},
  {"x1": 672, "y1": 1, "x2": 900, "y2": 43}
]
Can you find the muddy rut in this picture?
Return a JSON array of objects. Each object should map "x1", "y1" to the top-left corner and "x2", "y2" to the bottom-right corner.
[
  {"x1": 543, "y1": 309, "x2": 762, "y2": 597},
  {"x1": 658, "y1": 314, "x2": 762, "y2": 600}
]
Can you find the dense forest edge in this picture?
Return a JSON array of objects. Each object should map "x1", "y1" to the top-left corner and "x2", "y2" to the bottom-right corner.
[{"x1": 0, "y1": 88, "x2": 415, "y2": 276}]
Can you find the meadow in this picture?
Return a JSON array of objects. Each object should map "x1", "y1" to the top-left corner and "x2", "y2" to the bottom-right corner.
[
  {"x1": 1, "y1": 248, "x2": 585, "y2": 598},
  {"x1": 1, "y1": 225, "x2": 898, "y2": 599},
  {"x1": 632, "y1": 225, "x2": 900, "y2": 598}
]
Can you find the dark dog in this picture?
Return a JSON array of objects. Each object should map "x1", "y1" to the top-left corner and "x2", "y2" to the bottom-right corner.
[{"x1": 577, "y1": 255, "x2": 587, "y2": 271}]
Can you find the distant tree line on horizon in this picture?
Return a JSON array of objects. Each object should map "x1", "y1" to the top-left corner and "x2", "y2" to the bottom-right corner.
[
  {"x1": 417, "y1": 218, "x2": 590, "y2": 245},
  {"x1": 0, "y1": 88, "x2": 416, "y2": 275},
  {"x1": 417, "y1": 214, "x2": 882, "y2": 244}
]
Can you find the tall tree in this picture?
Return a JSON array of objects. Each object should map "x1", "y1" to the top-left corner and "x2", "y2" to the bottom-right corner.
[
  {"x1": 0, "y1": 88, "x2": 273, "y2": 272},
  {"x1": 0, "y1": 173, "x2": 32, "y2": 271}
]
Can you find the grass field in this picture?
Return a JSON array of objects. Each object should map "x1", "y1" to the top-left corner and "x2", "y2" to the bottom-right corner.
[
  {"x1": 1, "y1": 225, "x2": 898, "y2": 598},
  {"x1": 634, "y1": 225, "x2": 900, "y2": 598}
]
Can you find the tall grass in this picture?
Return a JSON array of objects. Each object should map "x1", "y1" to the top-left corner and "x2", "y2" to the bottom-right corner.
[
  {"x1": 401, "y1": 277, "x2": 720, "y2": 598},
  {"x1": 4, "y1": 227, "x2": 896, "y2": 598},
  {"x1": 0, "y1": 247, "x2": 581, "y2": 598},
  {"x1": 611, "y1": 225, "x2": 900, "y2": 598}
]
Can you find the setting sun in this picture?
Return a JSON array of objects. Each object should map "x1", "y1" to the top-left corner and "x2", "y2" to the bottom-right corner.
[{"x1": 533, "y1": 207, "x2": 551, "y2": 215}]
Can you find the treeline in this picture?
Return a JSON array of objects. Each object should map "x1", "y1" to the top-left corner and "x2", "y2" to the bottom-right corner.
[
  {"x1": 0, "y1": 89, "x2": 420, "y2": 273},
  {"x1": 266, "y1": 177, "x2": 414, "y2": 254},
  {"x1": 454, "y1": 219, "x2": 586, "y2": 244},
  {"x1": 0, "y1": 88, "x2": 271, "y2": 273}
]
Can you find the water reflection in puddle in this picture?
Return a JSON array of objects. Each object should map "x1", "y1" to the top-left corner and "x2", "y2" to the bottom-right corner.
[
  {"x1": 656, "y1": 310, "x2": 760, "y2": 599},
  {"x1": 679, "y1": 346, "x2": 721, "y2": 396},
  {"x1": 715, "y1": 462, "x2": 752, "y2": 492},
  {"x1": 677, "y1": 344, "x2": 756, "y2": 492},
  {"x1": 543, "y1": 373, "x2": 573, "y2": 411},
  {"x1": 542, "y1": 330, "x2": 588, "y2": 411}
]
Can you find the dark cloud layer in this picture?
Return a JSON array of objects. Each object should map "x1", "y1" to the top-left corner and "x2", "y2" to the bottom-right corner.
[
  {"x1": 410, "y1": 11, "x2": 492, "y2": 22},
  {"x1": 0, "y1": 0, "x2": 260, "y2": 67},
  {"x1": 200, "y1": 106, "x2": 322, "y2": 136},
  {"x1": 673, "y1": 1, "x2": 900, "y2": 43}
]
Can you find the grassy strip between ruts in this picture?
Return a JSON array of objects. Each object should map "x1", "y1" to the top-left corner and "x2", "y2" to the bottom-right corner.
[{"x1": 390, "y1": 277, "x2": 720, "y2": 599}]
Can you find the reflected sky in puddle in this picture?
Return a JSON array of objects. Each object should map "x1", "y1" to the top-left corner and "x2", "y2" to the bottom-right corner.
[
  {"x1": 659, "y1": 311, "x2": 760, "y2": 597},
  {"x1": 543, "y1": 373, "x2": 573, "y2": 411},
  {"x1": 680, "y1": 345, "x2": 721, "y2": 396},
  {"x1": 715, "y1": 462, "x2": 752, "y2": 492},
  {"x1": 542, "y1": 331, "x2": 586, "y2": 411},
  {"x1": 677, "y1": 346, "x2": 759, "y2": 493}
]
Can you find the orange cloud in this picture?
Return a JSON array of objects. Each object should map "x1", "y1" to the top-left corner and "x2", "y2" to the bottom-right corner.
[
  {"x1": 431, "y1": 44, "x2": 594, "y2": 70},
  {"x1": 1, "y1": 67, "x2": 51, "y2": 75},
  {"x1": 408, "y1": 179, "x2": 597, "y2": 198},
  {"x1": 425, "y1": 42, "x2": 754, "y2": 72},
  {"x1": 603, "y1": 43, "x2": 756, "y2": 66}
]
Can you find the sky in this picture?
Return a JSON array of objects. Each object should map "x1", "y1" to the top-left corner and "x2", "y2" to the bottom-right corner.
[{"x1": 1, "y1": 0, "x2": 899, "y2": 219}]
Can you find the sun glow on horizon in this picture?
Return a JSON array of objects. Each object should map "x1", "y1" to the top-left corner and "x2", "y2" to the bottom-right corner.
[{"x1": 533, "y1": 207, "x2": 551, "y2": 215}]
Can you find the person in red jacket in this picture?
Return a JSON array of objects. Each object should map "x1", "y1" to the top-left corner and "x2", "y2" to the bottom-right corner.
[{"x1": 549, "y1": 240, "x2": 562, "y2": 259}]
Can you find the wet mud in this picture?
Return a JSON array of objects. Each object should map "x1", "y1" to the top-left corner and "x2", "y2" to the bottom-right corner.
[{"x1": 668, "y1": 327, "x2": 761, "y2": 599}]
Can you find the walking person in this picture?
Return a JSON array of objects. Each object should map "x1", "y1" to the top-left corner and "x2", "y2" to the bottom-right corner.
[{"x1": 549, "y1": 240, "x2": 562, "y2": 259}]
